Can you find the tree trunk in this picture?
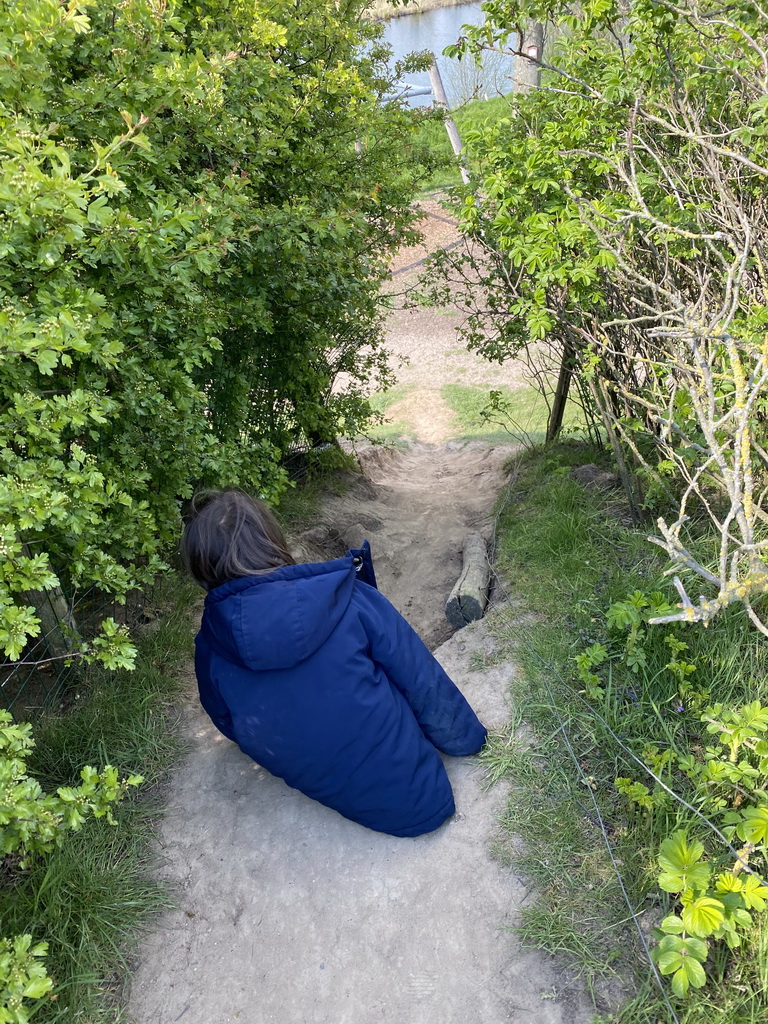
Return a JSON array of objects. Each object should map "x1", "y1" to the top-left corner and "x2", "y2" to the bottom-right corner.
[
  {"x1": 514, "y1": 22, "x2": 544, "y2": 92},
  {"x1": 547, "y1": 339, "x2": 575, "y2": 441},
  {"x1": 445, "y1": 533, "x2": 490, "y2": 628},
  {"x1": 588, "y1": 379, "x2": 642, "y2": 523}
]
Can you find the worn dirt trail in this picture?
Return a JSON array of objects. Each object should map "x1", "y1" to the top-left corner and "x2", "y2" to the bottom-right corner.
[
  {"x1": 127, "y1": 441, "x2": 593, "y2": 1024},
  {"x1": 380, "y1": 197, "x2": 531, "y2": 447},
  {"x1": 127, "y1": 201, "x2": 594, "y2": 1023}
]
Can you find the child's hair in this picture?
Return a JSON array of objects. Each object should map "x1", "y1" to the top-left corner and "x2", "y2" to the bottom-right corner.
[{"x1": 182, "y1": 490, "x2": 295, "y2": 590}]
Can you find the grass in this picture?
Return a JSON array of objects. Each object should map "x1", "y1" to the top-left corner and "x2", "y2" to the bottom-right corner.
[
  {"x1": 365, "y1": 383, "x2": 416, "y2": 442},
  {"x1": 411, "y1": 94, "x2": 512, "y2": 193},
  {"x1": 484, "y1": 441, "x2": 768, "y2": 1022},
  {"x1": 364, "y1": 0, "x2": 468, "y2": 20},
  {"x1": 275, "y1": 446, "x2": 363, "y2": 530},
  {"x1": 442, "y1": 382, "x2": 586, "y2": 445},
  {"x1": 361, "y1": 382, "x2": 587, "y2": 446},
  {"x1": 0, "y1": 575, "x2": 198, "y2": 1023}
]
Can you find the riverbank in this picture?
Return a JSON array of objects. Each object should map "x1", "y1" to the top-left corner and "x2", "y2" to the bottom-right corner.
[{"x1": 365, "y1": 0, "x2": 469, "y2": 21}]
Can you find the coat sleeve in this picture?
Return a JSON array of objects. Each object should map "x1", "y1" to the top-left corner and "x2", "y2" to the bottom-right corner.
[
  {"x1": 194, "y1": 640, "x2": 237, "y2": 744},
  {"x1": 356, "y1": 585, "x2": 487, "y2": 757}
]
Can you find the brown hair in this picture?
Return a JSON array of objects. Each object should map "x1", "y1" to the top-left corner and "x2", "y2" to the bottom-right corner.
[{"x1": 181, "y1": 490, "x2": 295, "y2": 590}]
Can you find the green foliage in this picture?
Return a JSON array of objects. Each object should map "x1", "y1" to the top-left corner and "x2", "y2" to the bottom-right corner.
[
  {"x1": 615, "y1": 776, "x2": 656, "y2": 813},
  {"x1": 0, "y1": 710, "x2": 142, "y2": 868},
  {"x1": 616, "y1": 696, "x2": 768, "y2": 815},
  {"x1": 0, "y1": 707, "x2": 142, "y2": 1021},
  {"x1": 426, "y1": 0, "x2": 768, "y2": 630},
  {"x1": 652, "y1": 831, "x2": 768, "y2": 996},
  {"x1": 0, "y1": 579, "x2": 190, "y2": 1022},
  {"x1": 488, "y1": 443, "x2": 768, "y2": 1017},
  {"x1": 440, "y1": 0, "x2": 768, "y2": 360},
  {"x1": 0, "y1": 934, "x2": 52, "y2": 1024},
  {"x1": 605, "y1": 591, "x2": 674, "y2": 674},
  {"x1": 443, "y1": 382, "x2": 559, "y2": 444},
  {"x1": 579, "y1": 587, "x2": 697, "y2": 711},
  {"x1": 574, "y1": 641, "x2": 608, "y2": 700},
  {"x1": 0, "y1": 0, "x2": 425, "y2": 663},
  {"x1": 408, "y1": 94, "x2": 513, "y2": 192},
  {"x1": 612, "y1": 684, "x2": 768, "y2": 995}
]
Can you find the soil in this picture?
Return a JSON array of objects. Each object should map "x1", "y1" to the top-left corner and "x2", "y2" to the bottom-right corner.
[
  {"x1": 381, "y1": 199, "x2": 531, "y2": 443},
  {"x1": 125, "y1": 206, "x2": 595, "y2": 1024},
  {"x1": 294, "y1": 440, "x2": 514, "y2": 648}
]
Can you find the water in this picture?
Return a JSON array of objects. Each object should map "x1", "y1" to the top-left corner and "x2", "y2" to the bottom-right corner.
[{"x1": 378, "y1": 3, "x2": 516, "y2": 108}]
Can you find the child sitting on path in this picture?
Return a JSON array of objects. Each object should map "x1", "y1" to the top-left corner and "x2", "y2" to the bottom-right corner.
[{"x1": 182, "y1": 490, "x2": 487, "y2": 838}]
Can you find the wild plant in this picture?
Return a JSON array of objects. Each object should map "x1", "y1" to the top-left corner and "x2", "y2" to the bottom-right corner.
[{"x1": 0, "y1": 711, "x2": 142, "y2": 1019}]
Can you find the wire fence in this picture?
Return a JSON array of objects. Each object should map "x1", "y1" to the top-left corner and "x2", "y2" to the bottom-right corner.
[{"x1": 0, "y1": 583, "x2": 159, "y2": 722}]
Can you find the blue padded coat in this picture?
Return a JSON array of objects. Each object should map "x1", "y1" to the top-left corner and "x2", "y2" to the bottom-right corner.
[{"x1": 195, "y1": 556, "x2": 487, "y2": 837}]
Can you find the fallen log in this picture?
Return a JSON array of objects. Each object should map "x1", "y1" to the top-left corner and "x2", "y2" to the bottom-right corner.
[{"x1": 445, "y1": 532, "x2": 490, "y2": 629}]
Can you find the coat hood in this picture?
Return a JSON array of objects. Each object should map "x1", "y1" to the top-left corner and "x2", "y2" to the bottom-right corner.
[{"x1": 200, "y1": 557, "x2": 357, "y2": 671}]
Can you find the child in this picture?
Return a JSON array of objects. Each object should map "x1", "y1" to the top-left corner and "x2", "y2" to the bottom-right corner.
[{"x1": 182, "y1": 490, "x2": 487, "y2": 838}]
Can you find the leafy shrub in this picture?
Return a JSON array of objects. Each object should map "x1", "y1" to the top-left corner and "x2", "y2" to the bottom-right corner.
[
  {"x1": 0, "y1": 710, "x2": 142, "y2": 866},
  {"x1": 573, "y1": 581, "x2": 768, "y2": 997},
  {"x1": 612, "y1": 684, "x2": 768, "y2": 995},
  {"x1": 0, "y1": 0, "x2": 425, "y2": 664},
  {"x1": 0, "y1": 934, "x2": 52, "y2": 1024},
  {"x1": 430, "y1": 0, "x2": 768, "y2": 630},
  {"x1": 0, "y1": 709, "x2": 142, "y2": 1018},
  {"x1": 652, "y1": 832, "x2": 768, "y2": 997}
]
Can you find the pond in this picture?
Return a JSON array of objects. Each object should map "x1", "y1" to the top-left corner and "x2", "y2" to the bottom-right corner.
[{"x1": 378, "y1": 3, "x2": 517, "y2": 108}]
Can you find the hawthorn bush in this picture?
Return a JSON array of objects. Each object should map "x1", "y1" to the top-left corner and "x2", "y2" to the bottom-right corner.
[{"x1": 0, "y1": 0, "x2": 426, "y2": 666}]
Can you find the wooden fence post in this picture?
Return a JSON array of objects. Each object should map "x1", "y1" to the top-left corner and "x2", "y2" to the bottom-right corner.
[{"x1": 22, "y1": 545, "x2": 79, "y2": 659}]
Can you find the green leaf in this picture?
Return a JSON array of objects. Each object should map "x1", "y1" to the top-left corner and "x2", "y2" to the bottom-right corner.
[
  {"x1": 741, "y1": 874, "x2": 768, "y2": 910},
  {"x1": 715, "y1": 873, "x2": 743, "y2": 894},
  {"x1": 737, "y1": 807, "x2": 768, "y2": 845},
  {"x1": 22, "y1": 976, "x2": 53, "y2": 998},
  {"x1": 681, "y1": 896, "x2": 725, "y2": 937},
  {"x1": 659, "y1": 832, "x2": 706, "y2": 872},
  {"x1": 655, "y1": 933, "x2": 708, "y2": 980},
  {"x1": 657, "y1": 947, "x2": 684, "y2": 972},
  {"x1": 658, "y1": 832, "x2": 710, "y2": 892},
  {"x1": 671, "y1": 956, "x2": 707, "y2": 998}
]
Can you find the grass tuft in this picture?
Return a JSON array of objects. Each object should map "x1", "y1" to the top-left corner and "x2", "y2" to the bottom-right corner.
[
  {"x1": 485, "y1": 441, "x2": 768, "y2": 1022},
  {"x1": 0, "y1": 574, "x2": 197, "y2": 1022},
  {"x1": 365, "y1": 384, "x2": 416, "y2": 442},
  {"x1": 411, "y1": 95, "x2": 514, "y2": 193},
  {"x1": 442, "y1": 382, "x2": 585, "y2": 445},
  {"x1": 275, "y1": 449, "x2": 362, "y2": 531}
]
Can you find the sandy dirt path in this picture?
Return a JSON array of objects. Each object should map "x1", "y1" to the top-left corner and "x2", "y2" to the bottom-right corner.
[
  {"x1": 126, "y1": 205, "x2": 593, "y2": 1024},
  {"x1": 380, "y1": 199, "x2": 531, "y2": 442},
  {"x1": 127, "y1": 442, "x2": 592, "y2": 1024}
]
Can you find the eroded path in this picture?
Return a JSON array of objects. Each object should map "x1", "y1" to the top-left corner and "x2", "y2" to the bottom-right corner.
[{"x1": 128, "y1": 441, "x2": 593, "y2": 1024}]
